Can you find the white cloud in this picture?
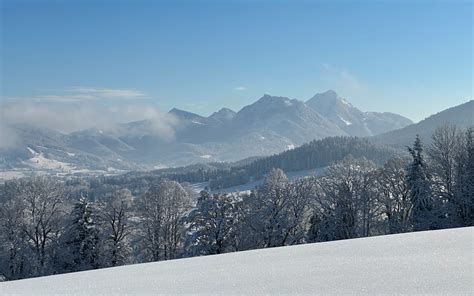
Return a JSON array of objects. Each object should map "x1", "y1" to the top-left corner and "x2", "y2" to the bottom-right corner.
[
  {"x1": 320, "y1": 64, "x2": 365, "y2": 95},
  {"x1": 69, "y1": 86, "x2": 146, "y2": 99},
  {"x1": 5, "y1": 86, "x2": 147, "y2": 103},
  {"x1": 6, "y1": 94, "x2": 97, "y2": 103},
  {"x1": 0, "y1": 99, "x2": 178, "y2": 147},
  {"x1": 234, "y1": 86, "x2": 248, "y2": 91}
]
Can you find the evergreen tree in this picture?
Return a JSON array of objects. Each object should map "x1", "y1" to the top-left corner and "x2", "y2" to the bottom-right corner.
[
  {"x1": 63, "y1": 196, "x2": 101, "y2": 271},
  {"x1": 406, "y1": 135, "x2": 435, "y2": 231}
]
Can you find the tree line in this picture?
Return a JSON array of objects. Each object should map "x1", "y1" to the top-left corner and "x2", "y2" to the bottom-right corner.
[
  {"x1": 0, "y1": 125, "x2": 472, "y2": 281},
  {"x1": 208, "y1": 136, "x2": 400, "y2": 189}
]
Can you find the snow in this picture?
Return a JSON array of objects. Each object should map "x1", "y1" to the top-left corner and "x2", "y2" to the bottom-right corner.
[
  {"x1": 153, "y1": 164, "x2": 168, "y2": 170},
  {"x1": 26, "y1": 147, "x2": 39, "y2": 156},
  {"x1": 23, "y1": 153, "x2": 74, "y2": 171},
  {"x1": 66, "y1": 152, "x2": 75, "y2": 157},
  {"x1": 200, "y1": 155, "x2": 212, "y2": 159},
  {"x1": 337, "y1": 114, "x2": 352, "y2": 126},
  {"x1": 286, "y1": 144, "x2": 295, "y2": 150},
  {"x1": 191, "y1": 120, "x2": 204, "y2": 125},
  {"x1": 1, "y1": 227, "x2": 472, "y2": 295},
  {"x1": 341, "y1": 98, "x2": 353, "y2": 107},
  {"x1": 0, "y1": 171, "x2": 26, "y2": 181}
]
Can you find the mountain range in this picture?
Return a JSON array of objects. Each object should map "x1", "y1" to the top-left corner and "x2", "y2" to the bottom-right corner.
[{"x1": 0, "y1": 90, "x2": 471, "y2": 178}]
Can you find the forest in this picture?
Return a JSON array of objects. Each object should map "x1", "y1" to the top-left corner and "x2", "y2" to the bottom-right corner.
[{"x1": 0, "y1": 125, "x2": 472, "y2": 281}]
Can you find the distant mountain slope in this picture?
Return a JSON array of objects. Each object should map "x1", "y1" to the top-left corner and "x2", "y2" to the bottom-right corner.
[
  {"x1": 372, "y1": 100, "x2": 474, "y2": 147},
  {"x1": 306, "y1": 90, "x2": 413, "y2": 136},
  {"x1": 208, "y1": 107, "x2": 236, "y2": 123},
  {"x1": 2, "y1": 227, "x2": 471, "y2": 295},
  {"x1": 0, "y1": 125, "x2": 139, "y2": 177}
]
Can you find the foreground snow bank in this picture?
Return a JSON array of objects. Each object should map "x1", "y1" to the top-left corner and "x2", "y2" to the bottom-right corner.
[{"x1": 1, "y1": 227, "x2": 472, "y2": 295}]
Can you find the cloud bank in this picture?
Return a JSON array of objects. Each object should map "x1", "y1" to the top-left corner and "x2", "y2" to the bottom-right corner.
[{"x1": 0, "y1": 87, "x2": 177, "y2": 148}]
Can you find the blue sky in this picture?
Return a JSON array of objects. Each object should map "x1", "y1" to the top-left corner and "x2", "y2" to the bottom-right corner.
[{"x1": 1, "y1": 0, "x2": 472, "y2": 123}]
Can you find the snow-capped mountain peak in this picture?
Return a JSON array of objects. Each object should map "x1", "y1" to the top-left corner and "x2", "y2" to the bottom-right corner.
[{"x1": 306, "y1": 90, "x2": 412, "y2": 137}]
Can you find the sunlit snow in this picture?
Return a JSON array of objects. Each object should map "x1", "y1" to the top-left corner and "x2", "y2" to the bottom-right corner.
[{"x1": 2, "y1": 227, "x2": 471, "y2": 295}]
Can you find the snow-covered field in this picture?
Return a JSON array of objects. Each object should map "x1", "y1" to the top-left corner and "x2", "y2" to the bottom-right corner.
[{"x1": 1, "y1": 227, "x2": 472, "y2": 295}]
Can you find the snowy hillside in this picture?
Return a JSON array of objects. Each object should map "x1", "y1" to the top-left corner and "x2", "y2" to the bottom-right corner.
[{"x1": 2, "y1": 227, "x2": 472, "y2": 295}]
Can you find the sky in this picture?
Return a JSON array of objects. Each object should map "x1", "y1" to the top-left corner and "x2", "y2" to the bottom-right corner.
[{"x1": 0, "y1": 0, "x2": 472, "y2": 129}]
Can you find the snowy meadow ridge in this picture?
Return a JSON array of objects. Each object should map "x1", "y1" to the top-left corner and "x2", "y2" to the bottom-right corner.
[{"x1": 1, "y1": 227, "x2": 472, "y2": 295}]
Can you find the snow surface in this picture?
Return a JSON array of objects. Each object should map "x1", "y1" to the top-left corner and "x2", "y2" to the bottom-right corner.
[
  {"x1": 26, "y1": 147, "x2": 39, "y2": 156},
  {"x1": 337, "y1": 114, "x2": 352, "y2": 126},
  {"x1": 2, "y1": 227, "x2": 472, "y2": 295},
  {"x1": 23, "y1": 153, "x2": 74, "y2": 171},
  {"x1": 23, "y1": 147, "x2": 75, "y2": 172},
  {"x1": 341, "y1": 98, "x2": 353, "y2": 107}
]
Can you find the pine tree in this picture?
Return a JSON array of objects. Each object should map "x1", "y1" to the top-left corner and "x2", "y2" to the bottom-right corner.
[
  {"x1": 63, "y1": 196, "x2": 101, "y2": 271},
  {"x1": 406, "y1": 135, "x2": 435, "y2": 231}
]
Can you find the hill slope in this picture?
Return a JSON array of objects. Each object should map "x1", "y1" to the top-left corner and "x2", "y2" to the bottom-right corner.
[
  {"x1": 2, "y1": 227, "x2": 472, "y2": 295},
  {"x1": 372, "y1": 100, "x2": 474, "y2": 147}
]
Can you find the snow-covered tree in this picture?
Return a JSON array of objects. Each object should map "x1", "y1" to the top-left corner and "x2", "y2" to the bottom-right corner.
[
  {"x1": 185, "y1": 191, "x2": 238, "y2": 256},
  {"x1": 62, "y1": 196, "x2": 102, "y2": 271},
  {"x1": 136, "y1": 180, "x2": 191, "y2": 261},
  {"x1": 429, "y1": 125, "x2": 458, "y2": 202},
  {"x1": 453, "y1": 127, "x2": 474, "y2": 226},
  {"x1": 242, "y1": 168, "x2": 311, "y2": 248},
  {"x1": 309, "y1": 157, "x2": 380, "y2": 241},
  {"x1": 376, "y1": 156, "x2": 412, "y2": 233},
  {"x1": 100, "y1": 189, "x2": 132, "y2": 267},
  {"x1": 0, "y1": 195, "x2": 28, "y2": 280},
  {"x1": 247, "y1": 168, "x2": 291, "y2": 248},
  {"x1": 406, "y1": 135, "x2": 436, "y2": 231},
  {"x1": 15, "y1": 177, "x2": 67, "y2": 276}
]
